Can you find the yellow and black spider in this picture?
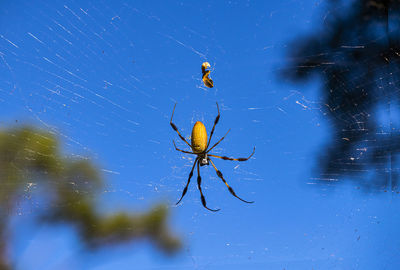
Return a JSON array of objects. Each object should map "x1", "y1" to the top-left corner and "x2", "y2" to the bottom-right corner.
[
  {"x1": 170, "y1": 102, "x2": 255, "y2": 211},
  {"x1": 201, "y1": 62, "x2": 214, "y2": 88}
]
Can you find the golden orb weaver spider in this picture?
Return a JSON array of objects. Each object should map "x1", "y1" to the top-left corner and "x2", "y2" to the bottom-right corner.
[
  {"x1": 170, "y1": 102, "x2": 255, "y2": 211},
  {"x1": 201, "y1": 62, "x2": 214, "y2": 88}
]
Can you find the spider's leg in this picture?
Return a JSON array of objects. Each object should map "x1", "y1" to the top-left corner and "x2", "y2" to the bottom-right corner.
[
  {"x1": 208, "y1": 147, "x2": 255, "y2": 161},
  {"x1": 209, "y1": 159, "x2": 254, "y2": 204},
  {"x1": 206, "y1": 102, "x2": 220, "y2": 148},
  {"x1": 206, "y1": 129, "x2": 230, "y2": 154},
  {"x1": 197, "y1": 160, "x2": 220, "y2": 212},
  {"x1": 176, "y1": 157, "x2": 198, "y2": 205},
  {"x1": 173, "y1": 140, "x2": 196, "y2": 155},
  {"x1": 170, "y1": 103, "x2": 192, "y2": 148}
]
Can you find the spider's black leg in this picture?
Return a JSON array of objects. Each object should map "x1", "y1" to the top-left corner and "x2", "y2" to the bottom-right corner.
[
  {"x1": 209, "y1": 159, "x2": 254, "y2": 204},
  {"x1": 208, "y1": 147, "x2": 255, "y2": 161},
  {"x1": 197, "y1": 160, "x2": 220, "y2": 212},
  {"x1": 206, "y1": 102, "x2": 220, "y2": 149},
  {"x1": 173, "y1": 140, "x2": 196, "y2": 155},
  {"x1": 170, "y1": 103, "x2": 192, "y2": 148},
  {"x1": 176, "y1": 157, "x2": 198, "y2": 205},
  {"x1": 206, "y1": 129, "x2": 230, "y2": 154}
]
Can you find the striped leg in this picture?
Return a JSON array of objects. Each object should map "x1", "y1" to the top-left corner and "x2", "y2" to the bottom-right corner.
[
  {"x1": 209, "y1": 159, "x2": 254, "y2": 204},
  {"x1": 208, "y1": 147, "x2": 255, "y2": 161},
  {"x1": 206, "y1": 129, "x2": 230, "y2": 153},
  {"x1": 206, "y1": 102, "x2": 220, "y2": 148},
  {"x1": 172, "y1": 140, "x2": 196, "y2": 155},
  {"x1": 176, "y1": 158, "x2": 198, "y2": 205},
  {"x1": 170, "y1": 103, "x2": 192, "y2": 148},
  {"x1": 197, "y1": 160, "x2": 220, "y2": 212}
]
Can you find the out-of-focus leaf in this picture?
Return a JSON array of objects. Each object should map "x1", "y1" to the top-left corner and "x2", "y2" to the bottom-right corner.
[{"x1": 0, "y1": 126, "x2": 180, "y2": 269}]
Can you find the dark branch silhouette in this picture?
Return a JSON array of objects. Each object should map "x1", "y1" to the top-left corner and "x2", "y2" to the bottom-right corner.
[
  {"x1": 284, "y1": 0, "x2": 400, "y2": 190},
  {"x1": 0, "y1": 126, "x2": 180, "y2": 269}
]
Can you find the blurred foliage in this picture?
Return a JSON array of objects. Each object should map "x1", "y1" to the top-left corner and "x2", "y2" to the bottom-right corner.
[
  {"x1": 0, "y1": 126, "x2": 180, "y2": 269},
  {"x1": 284, "y1": 0, "x2": 400, "y2": 190}
]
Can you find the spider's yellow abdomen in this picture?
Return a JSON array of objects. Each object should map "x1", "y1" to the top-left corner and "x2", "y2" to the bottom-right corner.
[{"x1": 191, "y1": 121, "x2": 208, "y2": 153}]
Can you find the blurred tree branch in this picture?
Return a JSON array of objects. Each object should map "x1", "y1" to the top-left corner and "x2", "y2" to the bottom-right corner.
[
  {"x1": 0, "y1": 126, "x2": 180, "y2": 269},
  {"x1": 284, "y1": 0, "x2": 400, "y2": 190}
]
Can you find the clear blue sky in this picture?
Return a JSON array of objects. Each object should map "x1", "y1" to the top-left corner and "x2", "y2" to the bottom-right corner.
[{"x1": 1, "y1": 0, "x2": 400, "y2": 269}]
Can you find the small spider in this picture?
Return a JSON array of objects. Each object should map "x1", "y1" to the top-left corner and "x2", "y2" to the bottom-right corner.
[
  {"x1": 170, "y1": 102, "x2": 255, "y2": 211},
  {"x1": 201, "y1": 62, "x2": 214, "y2": 88}
]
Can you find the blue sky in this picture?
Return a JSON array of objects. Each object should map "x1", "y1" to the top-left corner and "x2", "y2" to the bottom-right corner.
[{"x1": 1, "y1": 0, "x2": 400, "y2": 269}]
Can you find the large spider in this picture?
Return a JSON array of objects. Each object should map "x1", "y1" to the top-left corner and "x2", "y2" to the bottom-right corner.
[{"x1": 170, "y1": 102, "x2": 255, "y2": 211}]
